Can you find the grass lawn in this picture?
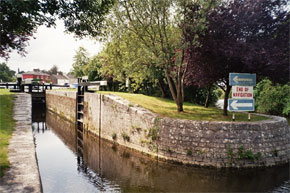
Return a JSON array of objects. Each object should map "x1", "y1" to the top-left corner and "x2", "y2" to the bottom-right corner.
[
  {"x1": 99, "y1": 91, "x2": 268, "y2": 122},
  {"x1": 0, "y1": 89, "x2": 15, "y2": 177}
]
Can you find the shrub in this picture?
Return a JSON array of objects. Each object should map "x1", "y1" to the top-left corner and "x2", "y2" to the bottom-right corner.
[
  {"x1": 255, "y1": 79, "x2": 290, "y2": 117},
  {"x1": 184, "y1": 84, "x2": 219, "y2": 107}
]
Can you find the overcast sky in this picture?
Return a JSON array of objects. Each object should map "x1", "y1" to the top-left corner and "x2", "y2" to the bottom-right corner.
[{"x1": 0, "y1": 20, "x2": 103, "y2": 74}]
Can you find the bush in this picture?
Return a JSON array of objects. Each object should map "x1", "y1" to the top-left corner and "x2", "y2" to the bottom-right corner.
[
  {"x1": 255, "y1": 79, "x2": 290, "y2": 117},
  {"x1": 184, "y1": 84, "x2": 220, "y2": 106}
]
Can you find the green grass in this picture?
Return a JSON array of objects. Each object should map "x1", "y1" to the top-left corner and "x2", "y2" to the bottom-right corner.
[
  {"x1": 0, "y1": 89, "x2": 15, "y2": 95},
  {"x1": 0, "y1": 89, "x2": 15, "y2": 177},
  {"x1": 98, "y1": 91, "x2": 268, "y2": 122}
]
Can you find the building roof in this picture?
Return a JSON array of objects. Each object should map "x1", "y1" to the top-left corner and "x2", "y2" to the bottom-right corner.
[
  {"x1": 66, "y1": 74, "x2": 76, "y2": 79},
  {"x1": 51, "y1": 74, "x2": 68, "y2": 80},
  {"x1": 22, "y1": 71, "x2": 49, "y2": 76}
]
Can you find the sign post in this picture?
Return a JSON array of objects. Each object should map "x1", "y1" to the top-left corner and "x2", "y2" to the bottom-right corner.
[{"x1": 229, "y1": 73, "x2": 256, "y2": 121}]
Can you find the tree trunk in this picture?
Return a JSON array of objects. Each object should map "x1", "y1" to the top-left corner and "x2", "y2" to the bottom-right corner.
[
  {"x1": 177, "y1": 96, "x2": 183, "y2": 112},
  {"x1": 176, "y1": 71, "x2": 184, "y2": 112},
  {"x1": 223, "y1": 84, "x2": 231, "y2": 116},
  {"x1": 164, "y1": 69, "x2": 184, "y2": 112},
  {"x1": 157, "y1": 79, "x2": 167, "y2": 98},
  {"x1": 204, "y1": 85, "x2": 211, "y2": 108},
  {"x1": 165, "y1": 69, "x2": 177, "y2": 101}
]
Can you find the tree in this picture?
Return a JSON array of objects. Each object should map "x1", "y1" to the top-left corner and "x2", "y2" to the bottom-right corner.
[
  {"x1": 47, "y1": 65, "x2": 63, "y2": 75},
  {"x1": 100, "y1": 31, "x2": 167, "y2": 95},
  {"x1": 0, "y1": 0, "x2": 114, "y2": 59},
  {"x1": 83, "y1": 55, "x2": 103, "y2": 81},
  {"x1": 0, "y1": 63, "x2": 15, "y2": 82},
  {"x1": 105, "y1": 0, "x2": 216, "y2": 112},
  {"x1": 72, "y1": 47, "x2": 90, "y2": 78},
  {"x1": 185, "y1": 0, "x2": 289, "y2": 115},
  {"x1": 255, "y1": 79, "x2": 290, "y2": 117}
]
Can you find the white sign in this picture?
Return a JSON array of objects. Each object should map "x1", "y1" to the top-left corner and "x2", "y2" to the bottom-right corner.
[
  {"x1": 229, "y1": 73, "x2": 256, "y2": 86},
  {"x1": 228, "y1": 99, "x2": 255, "y2": 111},
  {"x1": 232, "y1": 86, "x2": 253, "y2": 99}
]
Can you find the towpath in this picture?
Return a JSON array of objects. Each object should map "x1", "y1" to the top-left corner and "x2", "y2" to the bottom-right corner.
[{"x1": 0, "y1": 94, "x2": 42, "y2": 193}]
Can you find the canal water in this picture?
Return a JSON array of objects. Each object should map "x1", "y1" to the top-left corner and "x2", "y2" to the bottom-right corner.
[{"x1": 32, "y1": 102, "x2": 290, "y2": 193}]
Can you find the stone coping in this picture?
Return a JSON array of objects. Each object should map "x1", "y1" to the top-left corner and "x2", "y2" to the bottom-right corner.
[
  {"x1": 0, "y1": 94, "x2": 42, "y2": 193},
  {"x1": 105, "y1": 93, "x2": 285, "y2": 124}
]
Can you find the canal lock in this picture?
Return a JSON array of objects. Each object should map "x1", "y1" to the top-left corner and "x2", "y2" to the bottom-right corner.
[{"x1": 30, "y1": 91, "x2": 290, "y2": 193}]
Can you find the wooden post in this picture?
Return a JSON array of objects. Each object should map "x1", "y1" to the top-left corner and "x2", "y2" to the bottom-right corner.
[
  {"x1": 248, "y1": 112, "x2": 251, "y2": 121},
  {"x1": 21, "y1": 85, "x2": 24, "y2": 92},
  {"x1": 99, "y1": 93, "x2": 102, "y2": 179},
  {"x1": 29, "y1": 84, "x2": 32, "y2": 93},
  {"x1": 232, "y1": 112, "x2": 235, "y2": 121}
]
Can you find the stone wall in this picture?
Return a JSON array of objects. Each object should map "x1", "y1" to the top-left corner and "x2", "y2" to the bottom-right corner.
[
  {"x1": 46, "y1": 90, "x2": 76, "y2": 122},
  {"x1": 46, "y1": 90, "x2": 290, "y2": 168},
  {"x1": 83, "y1": 93, "x2": 157, "y2": 156},
  {"x1": 157, "y1": 116, "x2": 290, "y2": 167}
]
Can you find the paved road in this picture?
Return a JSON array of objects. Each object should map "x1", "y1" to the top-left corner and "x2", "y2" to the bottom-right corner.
[{"x1": 0, "y1": 94, "x2": 42, "y2": 193}]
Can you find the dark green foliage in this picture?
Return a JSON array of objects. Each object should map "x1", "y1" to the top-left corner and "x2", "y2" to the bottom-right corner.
[
  {"x1": 0, "y1": 63, "x2": 15, "y2": 82},
  {"x1": 148, "y1": 127, "x2": 159, "y2": 141},
  {"x1": 147, "y1": 118, "x2": 160, "y2": 141},
  {"x1": 255, "y1": 79, "x2": 290, "y2": 117},
  {"x1": 121, "y1": 132, "x2": 130, "y2": 142},
  {"x1": 226, "y1": 144, "x2": 234, "y2": 166},
  {"x1": 59, "y1": 0, "x2": 114, "y2": 38},
  {"x1": 186, "y1": 149, "x2": 192, "y2": 156},
  {"x1": 237, "y1": 146, "x2": 262, "y2": 161},
  {"x1": 167, "y1": 148, "x2": 173, "y2": 154},
  {"x1": 85, "y1": 55, "x2": 103, "y2": 81},
  {"x1": 237, "y1": 146, "x2": 254, "y2": 160},
  {"x1": 255, "y1": 152, "x2": 262, "y2": 160},
  {"x1": 47, "y1": 65, "x2": 62, "y2": 75},
  {"x1": 273, "y1": 149, "x2": 279, "y2": 157},
  {"x1": 0, "y1": 0, "x2": 114, "y2": 59},
  {"x1": 112, "y1": 133, "x2": 117, "y2": 140},
  {"x1": 0, "y1": 0, "x2": 57, "y2": 58},
  {"x1": 185, "y1": 0, "x2": 289, "y2": 115},
  {"x1": 184, "y1": 85, "x2": 219, "y2": 106}
]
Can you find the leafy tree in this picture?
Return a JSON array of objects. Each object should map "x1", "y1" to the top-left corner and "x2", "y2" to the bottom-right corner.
[
  {"x1": 184, "y1": 85, "x2": 220, "y2": 107},
  {"x1": 100, "y1": 31, "x2": 166, "y2": 95},
  {"x1": 83, "y1": 55, "x2": 103, "y2": 81},
  {"x1": 0, "y1": 63, "x2": 15, "y2": 82},
  {"x1": 185, "y1": 0, "x2": 289, "y2": 115},
  {"x1": 255, "y1": 79, "x2": 290, "y2": 117},
  {"x1": 47, "y1": 65, "x2": 63, "y2": 75},
  {"x1": 72, "y1": 47, "x2": 89, "y2": 78},
  {"x1": 105, "y1": 0, "x2": 216, "y2": 112},
  {"x1": 0, "y1": 0, "x2": 114, "y2": 59}
]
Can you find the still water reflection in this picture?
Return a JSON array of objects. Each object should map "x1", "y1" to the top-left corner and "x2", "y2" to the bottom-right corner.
[{"x1": 32, "y1": 103, "x2": 289, "y2": 193}]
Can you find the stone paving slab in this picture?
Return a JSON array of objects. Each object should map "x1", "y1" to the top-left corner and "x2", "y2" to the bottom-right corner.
[{"x1": 0, "y1": 94, "x2": 42, "y2": 193}]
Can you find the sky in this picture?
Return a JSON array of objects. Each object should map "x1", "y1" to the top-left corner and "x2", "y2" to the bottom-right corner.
[{"x1": 0, "y1": 20, "x2": 103, "y2": 74}]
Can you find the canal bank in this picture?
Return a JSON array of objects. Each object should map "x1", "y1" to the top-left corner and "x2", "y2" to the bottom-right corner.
[
  {"x1": 46, "y1": 90, "x2": 290, "y2": 168},
  {"x1": 0, "y1": 94, "x2": 42, "y2": 193}
]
